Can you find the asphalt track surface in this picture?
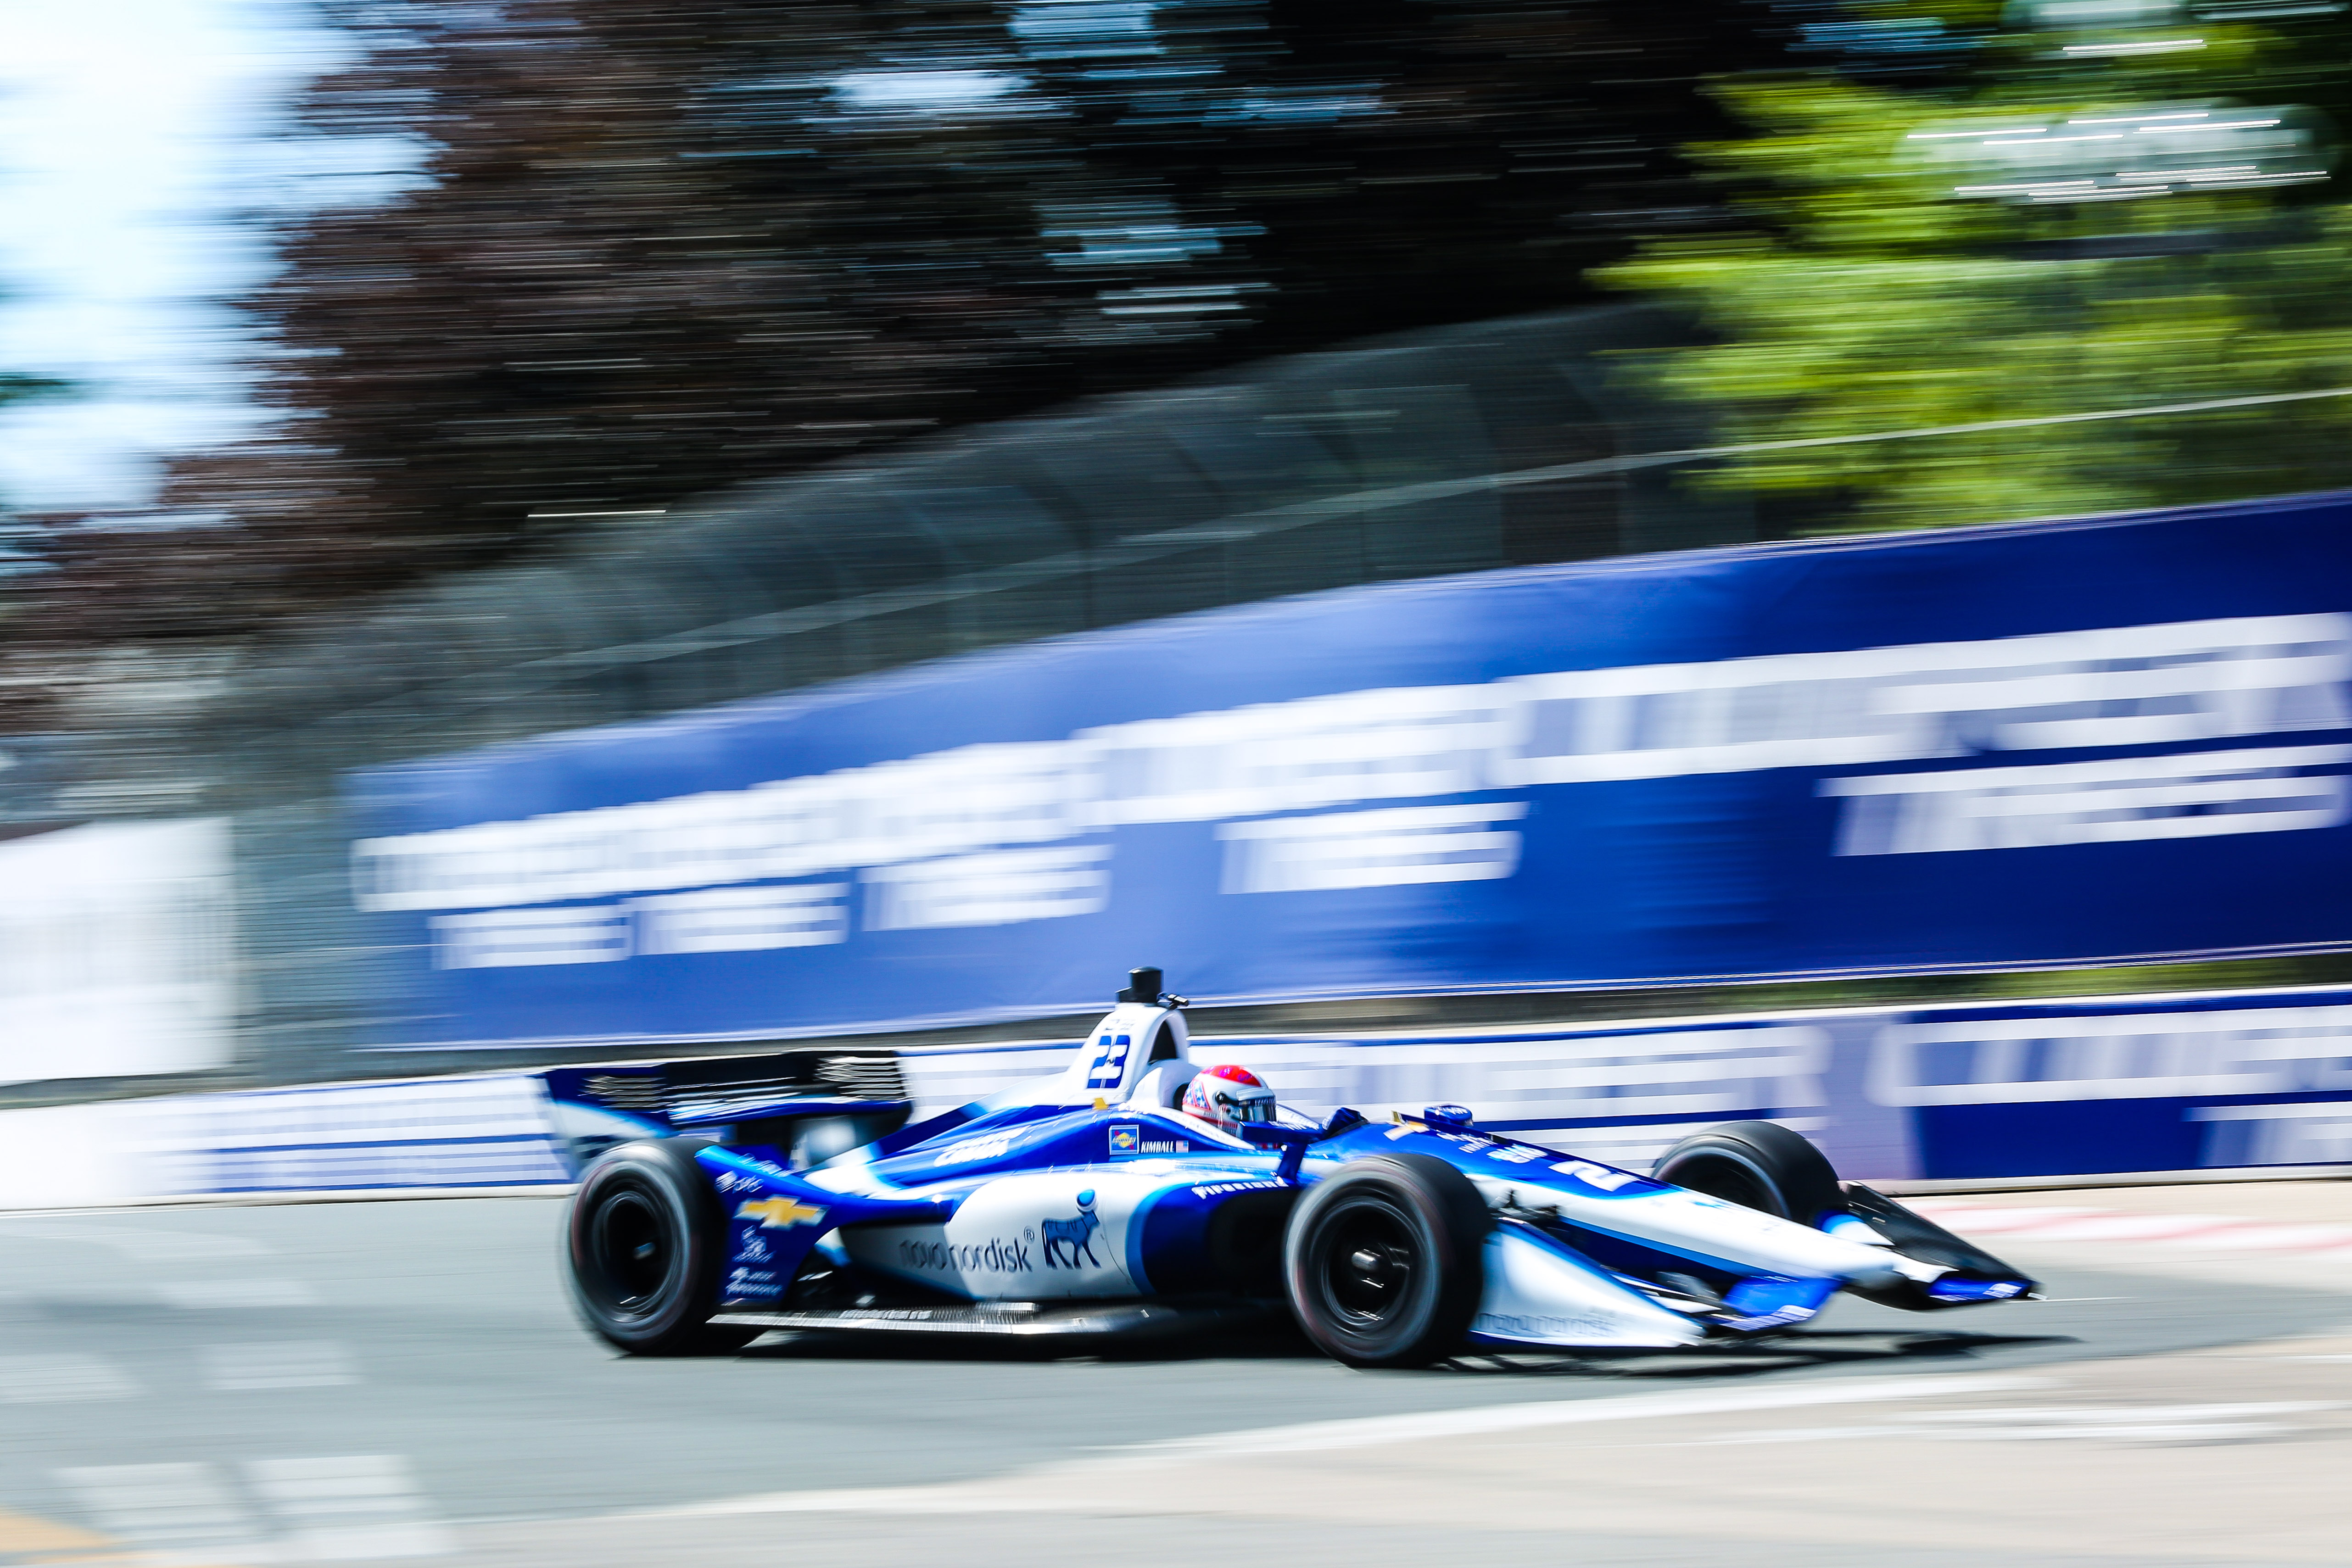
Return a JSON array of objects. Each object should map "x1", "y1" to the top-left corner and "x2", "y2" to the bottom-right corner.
[{"x1": 2, "y1": 1193, "x2": 2350, "y2": 1567}]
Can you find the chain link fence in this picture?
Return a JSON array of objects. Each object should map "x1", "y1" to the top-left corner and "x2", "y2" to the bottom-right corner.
[
  {"x1": 205, "y1": 304, "x2": 1743, "y2": 796},
  {"x1": 15, "y1": 305, "x2": 1765, "y2": 1100}
]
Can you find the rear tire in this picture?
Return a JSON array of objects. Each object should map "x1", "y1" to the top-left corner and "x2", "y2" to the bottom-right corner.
[
  {"x1": 1653, "y1": 1122, "x2": 1842, "y2": 1227},
  {"x1": 1283, "y1": 1154, "x2": 1490, "y2": 1369},
  {"x1": 564, "y1": 1140, "x2": 759, "y2": 1356}
]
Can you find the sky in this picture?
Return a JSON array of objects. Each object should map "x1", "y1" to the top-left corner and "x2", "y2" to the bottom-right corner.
[
  {"x1": 0, "y1": 2, "x2": 1232, "y2": 522},
  {"x1": 0, "y1": 0, "x2": 415, "y2": 518},
  {"x1": 0, "y1": 6, "x2": 1072, "y2": 522}
]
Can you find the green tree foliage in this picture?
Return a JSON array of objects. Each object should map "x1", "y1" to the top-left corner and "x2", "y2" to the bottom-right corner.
[{"x1": 1603, "y1": 3, "x2": 2352, "y2": 531}]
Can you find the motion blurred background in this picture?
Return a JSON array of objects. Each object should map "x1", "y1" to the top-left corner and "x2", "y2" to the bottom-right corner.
[
  {"x1": 9, "y1": 0, "x2": 2352, "y2": 1183},
  {"x1": 14, "y1": 7, "x2": 2352, "y2": 1567}
]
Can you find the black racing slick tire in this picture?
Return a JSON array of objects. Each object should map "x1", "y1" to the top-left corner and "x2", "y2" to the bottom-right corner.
[
  {"x1": 1653, "y1": 1121, "x2": 1843, "y2": 1227},
  {"x1": 564, "y1": 1140, "x2": 758, "y2": 1356},
  {"x1": 1283, "y1": 1154, "x2": 1492, "y2": 1369}
]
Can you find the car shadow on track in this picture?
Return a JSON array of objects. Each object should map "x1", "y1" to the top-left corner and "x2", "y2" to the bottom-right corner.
[{"x1": 737, "y1": 1322, "x2": 2077, "y2": 1376}]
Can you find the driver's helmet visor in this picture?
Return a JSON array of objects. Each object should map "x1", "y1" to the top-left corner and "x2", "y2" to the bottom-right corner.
[{"x1": 1211, "y1": 1088, "x2": 1275, "y2": 1124}]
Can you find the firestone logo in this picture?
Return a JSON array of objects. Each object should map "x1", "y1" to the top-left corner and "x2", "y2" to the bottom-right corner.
[{"x1": 1190, "y1": 1179, "x2": 1283, "y2": 1199}]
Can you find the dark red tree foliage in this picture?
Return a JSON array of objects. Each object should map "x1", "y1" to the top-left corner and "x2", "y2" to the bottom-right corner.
[{"x1": 16, "y1": 0, "x2": 1781, "y2": 660}]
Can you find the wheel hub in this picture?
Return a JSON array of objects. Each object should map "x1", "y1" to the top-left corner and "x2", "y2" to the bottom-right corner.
[
  {"x1": 592, "y1": 1188, "x2": 673, "y2": 1307},
  {"x1": 1323, "y1": 1203, "x2": 1419, "y2": 1328}
]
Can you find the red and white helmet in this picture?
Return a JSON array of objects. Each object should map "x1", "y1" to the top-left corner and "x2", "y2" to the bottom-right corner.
[{"x1": 1182, "y1": 1064, "x2": 1275, "y2": 1131}]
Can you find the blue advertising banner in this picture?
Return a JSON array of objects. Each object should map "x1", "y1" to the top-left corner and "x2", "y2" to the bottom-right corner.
[
  {"x1": 898, "y1": 984, "x2": 2352, "y2": 1182},
  {"x1": 346, "y1": 490, "x2": 2352, "y2": 1049}
]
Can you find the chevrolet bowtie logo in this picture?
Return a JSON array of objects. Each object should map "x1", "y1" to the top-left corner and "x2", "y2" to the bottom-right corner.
[{"x1": 736, "y1": 1197, "x2": 827, "y2": 1229}]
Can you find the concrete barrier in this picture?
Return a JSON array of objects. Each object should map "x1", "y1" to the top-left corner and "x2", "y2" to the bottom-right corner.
[
  {"x1": 9, "y1": 982, "x2": 2352, "y2": 1209},
  {"x1": 0, "y1": 1073, "x2": 570, "y2": 1209}
]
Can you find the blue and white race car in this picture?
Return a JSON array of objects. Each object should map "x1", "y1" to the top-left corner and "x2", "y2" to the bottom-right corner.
[{"x1": 553, "y1": 969, "x2": 2035, "y2": 1368}]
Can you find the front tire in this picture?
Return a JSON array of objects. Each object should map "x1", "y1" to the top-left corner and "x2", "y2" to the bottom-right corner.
[
  {"x1": 564, "y1": 1140, "x2": 757, "y2": 1356},
  {"x1": 1283, "y1": 1154, "x2": 1490, "y2": 1369},
  {"x1": 1653, "y1": 1121, "x2": 1843, "y2": 1227}
]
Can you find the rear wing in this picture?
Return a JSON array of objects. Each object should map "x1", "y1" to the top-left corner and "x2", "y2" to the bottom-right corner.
[
  {"x1": 539, "y1": 1048, "x2": 911, "y2": 1174},
  {"x1": 541, "y1": 965, "x2": 1192, "y2": 1177}
]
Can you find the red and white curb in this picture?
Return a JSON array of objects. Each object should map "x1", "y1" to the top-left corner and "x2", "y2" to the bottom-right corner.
[{"x1": 1909, "y1": 1199, "x2": 2352, "y2": 1255}]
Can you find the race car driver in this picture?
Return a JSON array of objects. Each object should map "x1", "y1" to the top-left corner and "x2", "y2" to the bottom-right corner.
[{"x1": 1180, "y1": 1063, "x2": 1276, "y2": 1133}]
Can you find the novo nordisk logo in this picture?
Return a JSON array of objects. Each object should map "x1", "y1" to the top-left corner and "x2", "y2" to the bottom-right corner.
[
  {"x1": 899, "y1": 1236, "x2": 1033, "y2": 1273},
  {"x1": 1040, "y1": 1190, "x2": 1102, "y2": 1267}
]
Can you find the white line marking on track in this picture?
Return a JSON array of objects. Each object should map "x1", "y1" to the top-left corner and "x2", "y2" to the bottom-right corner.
[
  {"x1": 2184, "y1": 1223, "x2": 2352, "y2": 1251},
  {"x1": 57, "y1": 1455, "x2": 452, "y2": 1562},
  {"x1": 0, "y1": 1222, "x2": 274, "y2": 1260},
  {"x1": 161, "y1": 1279, "x2": 320, "y2": 1309},
  {"x1": 0, "y1": 1355, "x2": 139, "y2": 1404},
  {"x1": 1123, "y1": 1371, "x2": 2055, "y2": 1458},
  {"x1": 652, "y1": 1372, "x2": 2051, "y2": 1518},
  {"x1": 1910, "y1": 1205, "x2": 2106, "y2": 1234},
  {"x1": 204, "y1": 1341, "x2": 360, "y2": 1391},
  {"x1": 1906, "y1": 1401, "x2": 2336, "y2": 1424},
  {"x1": 1693, "y1": 1401, "x2": 2339, "y2": 1447},
  {"x1": 1910, "y1": 1200, "x2": 2352, "y2": 1256},
  {"x1": 2019, "y1": 1215, "x2": 2240, "y2": 1243},
  {"x1": 57, "y1": 1461, "x2": 270, "y2": 1562},
  {"x1": 246, "y1": 1454, "x2": 454, "y2": 1559}
]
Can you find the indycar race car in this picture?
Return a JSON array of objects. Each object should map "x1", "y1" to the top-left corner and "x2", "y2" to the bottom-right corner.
[{"x1": 553, "y1": 969, "x2": 2036, "y2": 1368}]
